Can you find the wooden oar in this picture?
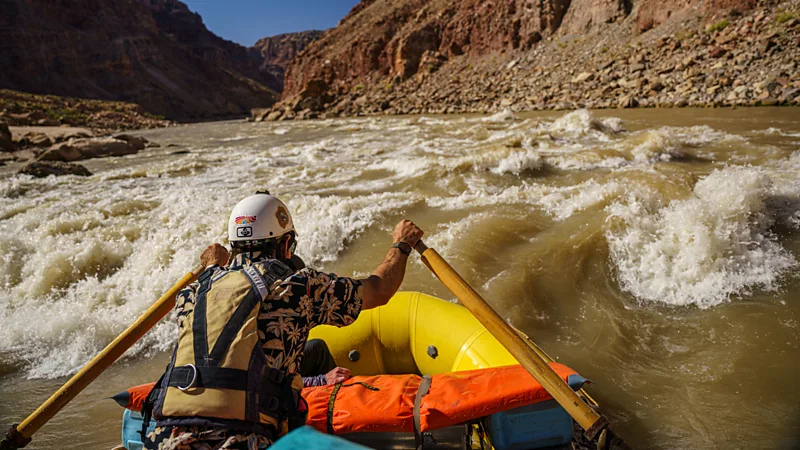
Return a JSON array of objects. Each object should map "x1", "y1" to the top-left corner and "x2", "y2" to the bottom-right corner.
[
  {"x1": 1, "y1": 264, "x2": 205, "y2": 450},
  {"x1": 414, "y1": 241, "x2": 631, "y2": 450}
]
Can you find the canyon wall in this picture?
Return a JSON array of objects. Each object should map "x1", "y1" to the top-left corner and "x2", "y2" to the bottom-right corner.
[{"x1": 0, "y1": 0, "x2": 277, "y2": 120}]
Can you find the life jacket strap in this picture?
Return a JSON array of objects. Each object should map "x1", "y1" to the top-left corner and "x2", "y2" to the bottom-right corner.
[
  {"x1": 258, "y1": 368, "x2": 299, "y2": 418},
  {"x1": 168, "y1": 366, "x2": 249, "y2": 391},
  {"x1": 197, "y1": 267, "x2": 214, "y2": 283},
  {"x1": 140, "y1": 372, "x2": 166, "y2": 441}
]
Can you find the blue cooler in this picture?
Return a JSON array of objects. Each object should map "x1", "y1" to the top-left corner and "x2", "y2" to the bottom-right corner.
[
  {"x1": 121, "y1": 409, "x2": 154, "y2": 450},
  {"x1": 486, "y1": 374, "x2": 587, "y2": 450}
]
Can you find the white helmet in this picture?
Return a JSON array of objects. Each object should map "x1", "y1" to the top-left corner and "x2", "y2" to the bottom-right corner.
[{"x1": 228, "y1": 191, "x2": 296, "y2": 244}]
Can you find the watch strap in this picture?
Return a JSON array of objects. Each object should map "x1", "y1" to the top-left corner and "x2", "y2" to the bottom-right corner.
[{"x1": 391, "y1": 241, "x2": 412, "y2": 255}]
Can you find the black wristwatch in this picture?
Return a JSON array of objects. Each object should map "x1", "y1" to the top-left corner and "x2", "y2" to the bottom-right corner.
[{"x1": 391, "y1": 241, "x2": 412, "y2": 255}]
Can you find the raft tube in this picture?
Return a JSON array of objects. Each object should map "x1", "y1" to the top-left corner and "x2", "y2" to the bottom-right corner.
[{"x1": 309, "y1": 291, "x2": 575, "y2": 375}]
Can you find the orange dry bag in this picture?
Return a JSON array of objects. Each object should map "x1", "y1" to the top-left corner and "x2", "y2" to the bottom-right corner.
[
  {"x1": 111, "y1": 382, "x2": 157, "y2": 412},
  {"x1": 302, "y1": 363, "x2": 583, "y2": 434},
  {"x1": 303, "y1": 374, "x2": 420, "y2": 434},
  {"x1": 421, "y1": 363, "x2": 581, "y2": 431}
]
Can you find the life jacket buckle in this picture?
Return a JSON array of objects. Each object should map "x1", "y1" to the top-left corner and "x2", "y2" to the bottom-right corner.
[
  {"x1": 266, "y1": 368, "x2": 285, "y2": 384},
  {"x1": 176, "y1": 364, "x2": 198, "y2": 391},
  {"x1": 263, "y1": 396, "x2": 280, "y2": 413}
]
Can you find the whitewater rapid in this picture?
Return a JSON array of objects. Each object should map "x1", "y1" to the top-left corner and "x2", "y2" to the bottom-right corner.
[
  {"x1": 2, "y1": 108, "x2": 800, "y2": 450},
  {"x1": 1, "y1": 109, "x2": 799, "y2": 380}
]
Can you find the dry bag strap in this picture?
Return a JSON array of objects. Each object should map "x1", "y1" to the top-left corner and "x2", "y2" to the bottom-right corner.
[
  {"x1": 326, "y1": 382, "x2": 380, "y2": 434},
  {"x1": 414, "y1": 375, "x2": 433, "y2": 449},
  {"x1": 168, "y1": 365, "x2": 248, "y2": 391}
]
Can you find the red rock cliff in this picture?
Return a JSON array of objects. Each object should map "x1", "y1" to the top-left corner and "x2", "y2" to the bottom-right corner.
[{"x1": 281, "y1": 0, "x2": 767, "y2": 101}]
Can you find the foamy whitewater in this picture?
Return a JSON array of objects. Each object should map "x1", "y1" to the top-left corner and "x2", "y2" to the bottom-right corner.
[
  {"x1": 0, "y1": 109, "x2": 798, "y2": 379},
  {"x1": 2, "y1": 108, "x2": 800, "y2": 450}
]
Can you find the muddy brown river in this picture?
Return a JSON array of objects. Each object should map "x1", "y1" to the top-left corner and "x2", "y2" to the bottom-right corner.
[{"x1": 1, "y1": 108, "x2": 800, "y2": 449}]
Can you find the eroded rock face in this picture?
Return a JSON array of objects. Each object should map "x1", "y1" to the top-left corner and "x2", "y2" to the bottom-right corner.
[
  {"x1": 560, "y1": 0, "x2": 632, "y2": 34},
  {"x1": 249, "y1": 31, "x2": 324, "y2": 92},
  {"x1": 0, "y1": 0, "x2": 277, "y2": 120},
  {"x1": 271, "y1": 0, "x2": 772, "y2": 118},
  {"x1": 19, "y1": 161, "x2": 92, "y2": 178},
  {"x1": 281, "y1": 0, "x2": 573, "y2": 100},
  {"x1": 635, "y1": 0, "x2": 759, "y2": 33}
]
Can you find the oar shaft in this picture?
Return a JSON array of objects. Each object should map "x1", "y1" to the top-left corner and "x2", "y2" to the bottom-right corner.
[
  {"x1": 415, "y1": 242, "x2": 611, "y2": 441},
  {"x1": 14, "y1": 265, "x2": 204, "y2": 441}
]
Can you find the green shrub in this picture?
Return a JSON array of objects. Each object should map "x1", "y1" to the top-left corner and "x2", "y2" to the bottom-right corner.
[
  {"x1": 353, "y1": 83, "x2": 365, "y2": 91},
  {"x1": 776, "y1": 12, "x2": 796, "y2": 24},
  {"x1": 143, "y1": 112, "x2": 166, "y2": 121},
  {"x1": 706, "y1": 19, "x2": 729, "y2": 34}
]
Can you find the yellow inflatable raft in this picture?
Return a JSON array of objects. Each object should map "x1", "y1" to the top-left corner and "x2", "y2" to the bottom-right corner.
[{"x1": 307, "y1": 291, "x2": 598, "y2": 449}]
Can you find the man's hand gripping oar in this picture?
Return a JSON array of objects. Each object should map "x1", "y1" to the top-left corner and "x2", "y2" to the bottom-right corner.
[
  {"x1": 0, "y1": 252, "x2": 221, "y2": 449},
  {"x1": 413, "y1": 240, "x2": 632, "y2": 450}
]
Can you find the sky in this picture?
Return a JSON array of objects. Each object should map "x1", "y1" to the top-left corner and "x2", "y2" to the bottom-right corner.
[{"x1": 183, "y1": 0, "x2": 361, "y2": 47}]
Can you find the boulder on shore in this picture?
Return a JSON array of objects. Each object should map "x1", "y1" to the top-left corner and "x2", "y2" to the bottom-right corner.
[
  {"x1": 14, "y1": 131, "x2": 53, "y2": 148},
  {"x1": 10, "y1": 126, "x2": 95, "y2": 149},
  {"x1": 0, "y1": 122, "x2": 15, "y2": 152},
  {"x1": 250, "y1": 108, "x2": 271, "y2": 122},
  {"x1": 2, "y1": 111, "x2": 49, "y2": 126},
  {"x1": 266, "y1": 110, "x2": 283, "y2": 121},
  {"x1": 113, "y1": 134, "x2": 148, "y2": 151},
  {"x1": 19, "y1": 161, "x2": 92, "y2": 178},
  {"x1": 39, "y1": 137, "x2": 140, "y2": 162}
]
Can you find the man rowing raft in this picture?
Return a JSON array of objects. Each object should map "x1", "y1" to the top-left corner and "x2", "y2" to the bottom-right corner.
[{"x1": 145, "y1": 191, "x2": 423, "y2": 450}]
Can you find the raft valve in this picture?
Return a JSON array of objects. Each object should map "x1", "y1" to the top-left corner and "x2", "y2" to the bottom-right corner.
[{"x1": 427, "y1": 345, "x2": 438, "y2": 359}]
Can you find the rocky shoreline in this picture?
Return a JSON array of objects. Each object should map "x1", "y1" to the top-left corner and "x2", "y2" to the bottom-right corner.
[
  {"x1": 257, "y1": 1, "x2": 800, "y2": 121},
  {"x1": 0, "y1": 90, "x2": 173, "y2": 133},
  {"x1": 0, "y1": 90, "x2": 170, "y2": 175},
  {"x1": 0, "y1": 122, "x2": 161, "y2": 177}
]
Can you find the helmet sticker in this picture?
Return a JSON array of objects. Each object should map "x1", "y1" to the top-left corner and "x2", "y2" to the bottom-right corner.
[
  {"x1": 235, "y1": 216, "x2": 257, "y2": 225},
  {"x1": 236, "y1": 226, "x2": 253, "y2": 238},
  {"x1": 276, "y1": 207, "x2": 290, "y2": 228}
]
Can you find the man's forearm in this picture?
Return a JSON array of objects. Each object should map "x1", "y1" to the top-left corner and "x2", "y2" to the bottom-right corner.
[{"x1": 361, "y1": 248, "x2": 408, "y2": 310}]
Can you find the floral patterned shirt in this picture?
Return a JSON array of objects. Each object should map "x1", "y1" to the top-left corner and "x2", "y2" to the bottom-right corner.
[
  {"x1": 148, "y1": 251, "x2": 363, "y2": 450},
  {"x1": 174, "y1": 251, "x2": 363, "y2": 375}
]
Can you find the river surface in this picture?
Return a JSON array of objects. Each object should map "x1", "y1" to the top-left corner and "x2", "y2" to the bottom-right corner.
[{"x1": 1, "y1": 108, "x2": 800, "y2": 450}]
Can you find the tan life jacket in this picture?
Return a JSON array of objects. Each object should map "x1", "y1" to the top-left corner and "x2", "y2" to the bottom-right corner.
[{"x1": 152, "y1": 260, "x2": 304, "y2": 437}]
